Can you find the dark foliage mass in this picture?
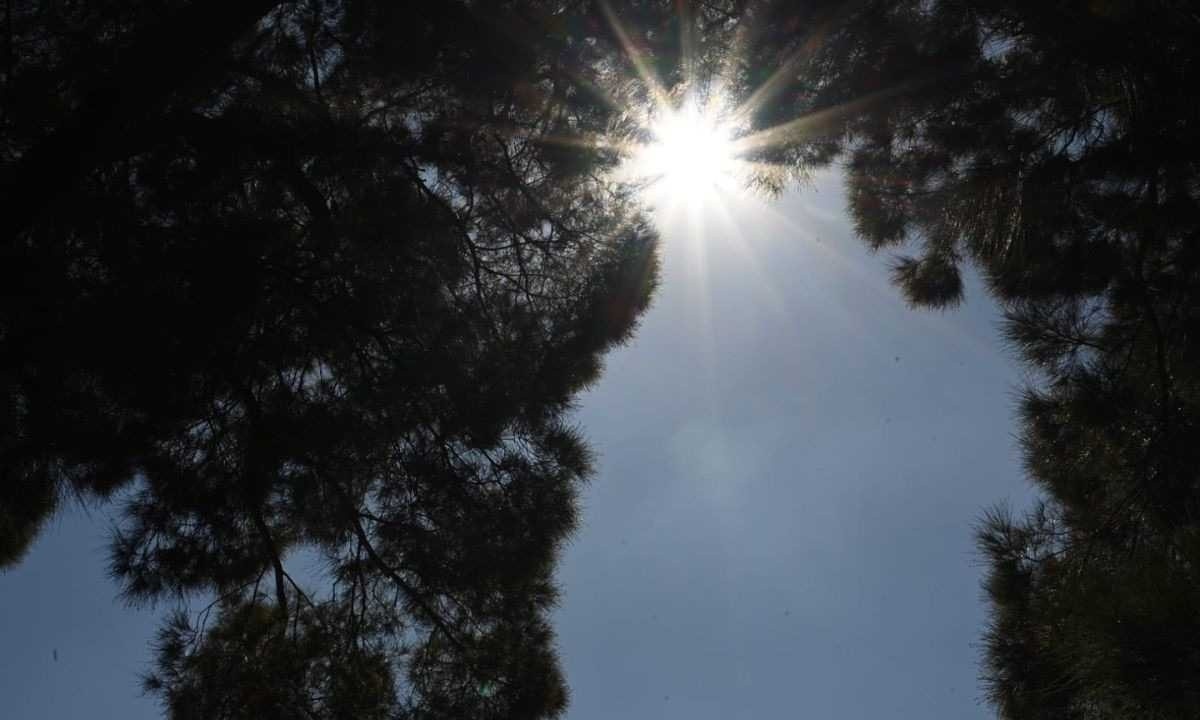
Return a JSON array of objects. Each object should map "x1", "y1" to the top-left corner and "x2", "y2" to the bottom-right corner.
[
  {"x1": 739, "y1": 1, "x2": 1200, "y2": 717},
  {"x1": 0, "y1": 1, "x2": 731, "y2": 717}
]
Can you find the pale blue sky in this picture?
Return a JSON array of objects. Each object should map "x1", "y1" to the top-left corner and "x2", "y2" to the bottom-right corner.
[{"x1": 0, "y1": 169, "x2": 1028, "y2": 719}]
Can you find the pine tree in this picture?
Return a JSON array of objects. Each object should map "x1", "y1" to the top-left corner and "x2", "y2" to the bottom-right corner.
[
  {"x1": 725, "y1": 2, "x2": 1200, "y2": 717},
  {"x1": 0, "y1": 1, "x2": 747, "y2": 716}
]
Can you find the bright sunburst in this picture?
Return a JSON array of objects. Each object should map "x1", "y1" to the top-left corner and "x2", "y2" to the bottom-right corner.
[
  {"x1": 633, "y1": 101, "x2": 743, "y2": 201},
  {"x1": 589, "y1": 2, "x2": 831, "y2": 218}
]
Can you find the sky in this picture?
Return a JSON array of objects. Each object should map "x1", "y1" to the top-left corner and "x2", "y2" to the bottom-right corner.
[{"x1": 0, "y1": 169, "x2": 1031, "y2": 719}]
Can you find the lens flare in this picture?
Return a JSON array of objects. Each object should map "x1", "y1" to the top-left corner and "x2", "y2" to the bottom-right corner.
[{"x1": 633, "y1": 101, "x2": 743, "y2": 202}]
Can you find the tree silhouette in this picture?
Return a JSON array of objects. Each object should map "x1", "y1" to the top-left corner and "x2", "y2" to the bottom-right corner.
[
  {"x1": 729, "y1": 2, "x2": 1200, "y2": 717},
  {"x1": 0, "y1": 1, "x2": 738, "y2": 716}
]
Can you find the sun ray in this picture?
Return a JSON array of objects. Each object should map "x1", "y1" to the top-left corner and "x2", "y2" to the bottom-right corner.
[
  {"x1": 734, "y1": 105, "x2": 839, "y2": 154},
  {"x1": 676, "y1": 0, "x2": 701, "y2": 92},
  {"x1": 676, "y1": 0, "x2": 692, "y2": 77},
  {"x1": 538, "y1": 131, "x2": 641, "y2": 157},
  {"x1": 678, "y1": 188, "x2": 720, "y2": 394},
  {"x1": 733, "y1": 83, "x2": 901, "y2": 157},
  {"x1": 704, "y1": 188, "x2": 788, "y2": 316},
  {"x1": 710, "y1": 0, "x2": 758, "y2": 89},
  {"x1": 725, "y1": 5, "x2": 849, "y2": 124},
  {"x1": 600, "y1": 1, "x2": 675, "y2": 114},
  {"x1": 729, "y1": 44, "x2": 806, "y2": 125}
]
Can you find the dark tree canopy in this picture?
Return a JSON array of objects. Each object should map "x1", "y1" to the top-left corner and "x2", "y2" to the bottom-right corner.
[
  {"x1": 728, "y1": 2, "x2": 1200, "y2": 717},
  {"x1": 0, "y1": 1, "x2": 747, "y2": 716}
]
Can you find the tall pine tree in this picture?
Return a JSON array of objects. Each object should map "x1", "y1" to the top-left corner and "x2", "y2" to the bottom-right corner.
[
  {"x1": 725, "y1": 1, "x2": 1200, "y2": 716},
  {"x1": 0, "y1": 1, "x2": 740, "y2": 716}
]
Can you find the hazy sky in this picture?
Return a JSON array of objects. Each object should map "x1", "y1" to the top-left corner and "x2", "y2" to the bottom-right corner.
[{"x1": 0, "y1": 169, "x2": 1030, "y2": 719}]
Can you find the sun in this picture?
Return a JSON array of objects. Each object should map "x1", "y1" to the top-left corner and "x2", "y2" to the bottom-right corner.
[{"x1": 632, "y1": 101, "x2": 744, "y2": 202}]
